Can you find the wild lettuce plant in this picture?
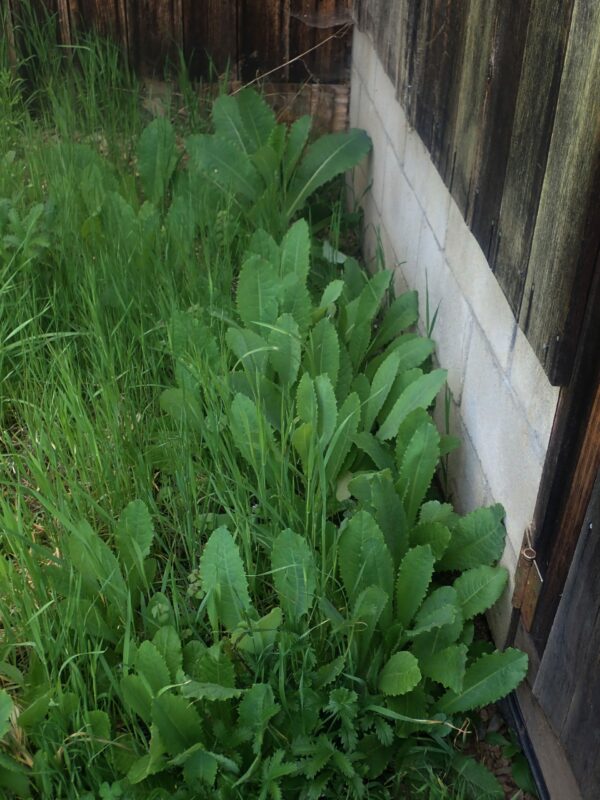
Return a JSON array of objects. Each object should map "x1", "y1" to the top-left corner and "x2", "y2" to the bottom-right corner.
[{"x1": 148, "y1": 220, "x2": 527, "y2": 798}]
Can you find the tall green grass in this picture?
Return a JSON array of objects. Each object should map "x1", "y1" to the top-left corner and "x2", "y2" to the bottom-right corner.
[{"x1": 0, "y1": 11, "x2": 231, "y2": 795}]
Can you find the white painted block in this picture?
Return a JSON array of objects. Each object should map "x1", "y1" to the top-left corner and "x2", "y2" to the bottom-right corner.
[
  {"x1": 380, "y1": 140, "x2": 423, "y2": 286},
  {"x1": 460, "y1": 323, "x2": 545, "y2": 556},
  {"x1": 351, "y1": 27, "x2": 370, "y2": 85},
  {"x1": 349, "y1": 66, "x2": 362, "y2": 130},
  {"x1": 372, "y1": 58, "x2": 408, "y2": 164},
  {"x1": 445, "y1": 199, "x2": 516, "y2": 371},
  {"x1": 404, "y1": 127, "x2": 450, "y2": 248},
  {"x1": 442, "y1": 398, "x2": 494, "y2": 515},
  {"x1": 355, "y1": 91, "x2": 387, "y2": 212},
  {"x1": 509, "y1": 327, "x2": 559, "y2": 453},
  {"x1": 417, "y1": 221, "x2": 473, "y2": 402},
  {"x1": 361, "y1": 192, "x2": 382, "y2": 268}
]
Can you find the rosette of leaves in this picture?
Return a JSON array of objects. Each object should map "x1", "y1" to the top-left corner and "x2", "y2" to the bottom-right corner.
[
  {"x1": 183, "y1": 88, "x2": 372, "y2": 238},
  {"x1": 112, "y1": 503, "x2": 525, "y2": 798}
]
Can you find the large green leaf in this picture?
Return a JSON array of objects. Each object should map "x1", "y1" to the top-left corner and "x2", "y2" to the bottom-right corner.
[
  {"x1": 280, "y1": 218, "x2": 310, "y2": 283},
  {"x1": 68, "y1": 521, "x2": 127, "y2": 611},
  {"x1": 352, "y1": 432, "x2": 395, "y2": 471},
  {"x1": 377, "y1": 369, "x2": 447, "y2": 441},
  {"x1": 186, "y1": 133, "x2": 261, "y2": 202},
  {"x1": 352, "y1": 586, "x2": 389, "y2": 667},
  {"x1": 136, "y1": 640, "x2": 171, "y2": 694},
  {"x1": 229, "y1": 392, "x2": 275, "y2": 467},
  {"x1": 114, "y1": 500, "x2": 154, "y2": 583},
  {"x1": 396, "y1": 421, "x2": 440, "y2": 527},
  {"x1": 271, "y1": 529, "x2": 316, "y2": 620},
  {"x1": 338, "y1": 511, "x2": 394, "y2": 616},
  {"x1": 212, "y1": 90, "x2": 275, "y2": 154},
  {"x1": 454, "y1": 566, "x2": 508, "y2": 620},
  {"x1": 437, "y1": 649, "x2": 528, "y2": 714},
  {"x1": 0, "y1": 690, "x2": 13, "y2": 739},
  {"x1": 236, "y1": 254, "x2": 280, "y2": 330},
  {"x1": 283, "y1": 115, "x2": 312, "y2": 181},
  {"x1": 418, "y1": 644, "x2": 467, "y2": 693},
  {"x1": 137, "y1": 117, "x2": 178, "y2": 205},
  {"x1": 314, "y1": 374, "x2": 338, "y2": 446},
  {"x1": 238, "y1": 683, "x2": 280, "y2": 754},
  {"x1": 325, "y1": 391, "x2": 361, "y2": 483},
  {"x1": 152, "y1": 694, "x2": 204, "y2": 757},
  {"x1": 439, "y1": 505, "x2": 506, "y2": 571},
  {"x1": 378, "y1": 652, "x2": 421, "y2": 696},
  {"x1": 350, "y1": 469, "x2": 408, "y2": 566},
  {"x1": 198, "y1": 526, "x2": 251, "y2": 633},
  {"x1": 395, "y1": 545, "x2": 435, "y2": 628},
  {"x1": 153, "y1": 625, "x2": 183, "y2": 681},
  {"x1": 364, "y1": 351, "x2": 401, "y2": 431},
  {"x1": 286, "y1": 129, "x2": 372, "y2": 218},
  {"x1": 305, "y1": 318, "x2": 340, "y2": 388},
  {"x1": 121, "y1": 675, "x2": 153, "y2": 724},
  {"x1": 410, "y1": 521, "x2": 451, "y2": 560},
  {"x1": 226, "y1": 326, "x2": 271, "y2": 374},
  {"x1": 370, "y1": 291, "x2": 419, "y2": 351},
  {"x1": 268, "y1": 313, "x2": 301, "y2": 386},
  {"x1": 410, "y1": 587, "x2": 463, "y2": 657}
]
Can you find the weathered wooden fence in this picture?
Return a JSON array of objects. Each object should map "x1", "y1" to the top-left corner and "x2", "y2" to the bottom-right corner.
[
  {"x1": 355, "y1": 0, "x2": 600, "y2": 385},
  {"x1": 5, "y1": 1, "x2": 352, "y2": 82}
]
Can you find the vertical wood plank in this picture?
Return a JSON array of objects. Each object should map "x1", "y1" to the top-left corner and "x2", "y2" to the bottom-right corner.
[
  {"x1": 533, "y1": 468, "x2": 600, "y2": 798},
  {"x1": 124, "y1": 0, "x2": 180, "y2": 75},
  {"x1": 289, "y1": 0, "x2": 352, "y2": 83},
  {"x1": 469, "y1": 0, "x2": 531, "y2": 262},
  {"x1": 440, "y1": 0, "x2": 498, "y2": 219},
  {"x1": 519, "y1": 0, "x2": 600, "y2": 382},
  {"x1": 181, "y1": 0, "x2": 238, "y2": 79},
  {"x1": 493, "y1": 0, "x2": 574, "y2": 316},
  {"x1": 238, "y1": 0, "x2": 287, "y2": 82}
]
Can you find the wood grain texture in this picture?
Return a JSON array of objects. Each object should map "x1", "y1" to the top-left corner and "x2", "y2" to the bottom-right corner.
[
  {"x1": 442, "y1": 0, "x2": 496, "y2": 219},
  {"x1": 534, "y1": 469, "x2": 600, "y2": 799},
  {"x1": 469, "y1": 0, "x2": 531, "y2": 263},
  {"x1": 238, "y1": 0, "x2": 287, "y2": 81},
  {"x1": 289, "y1": 1, "x2": 352, "y2": 83},
  {"x1": 518, "y1": 0, "x2": 600, "y2": 383},
  {"x1": 181, "y1": 0, "x2": 238, "y2": 78},
  {"x1": 492, "y1": 0, "x2": 574, "y2": 317}
]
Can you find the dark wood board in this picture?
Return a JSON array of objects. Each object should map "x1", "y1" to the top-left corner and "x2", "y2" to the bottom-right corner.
[
  {"x1": 492, "y1": 0, "x2": 574, "y2": 317},
  {"x1": 534, "y1": 468, "x2": 600, "y2": 799},
  {"x1": 432, "y1": 0, "x2": 497, "y2": 220},
  {"x1": 181, "y1": 0, "x2": 238, "y2": 78},
  {"x1": 288, "y1": 0, "x2": 352, "y2": 84},
  {"x1": 238, "y1": 0, "x2": 288, "y2": 82},
  {"x1": 468, "y1": 0, "x2": 531, "y2": 264},
  {"x1": 518, "y1": 0, "x2": 600, "y2": 383}
]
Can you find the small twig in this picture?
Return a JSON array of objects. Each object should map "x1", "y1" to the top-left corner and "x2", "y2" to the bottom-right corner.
[{"x1": 232, "y1": 24, "x2": 352, "y2": 95}]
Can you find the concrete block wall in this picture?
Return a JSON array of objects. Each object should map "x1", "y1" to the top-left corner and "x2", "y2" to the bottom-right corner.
[{"x1": 349, "y1": 27, "x2": 560, "y2": 643}]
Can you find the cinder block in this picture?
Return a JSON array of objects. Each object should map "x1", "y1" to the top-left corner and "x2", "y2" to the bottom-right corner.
[
  {"x1": 349, "y1": 66, "x2": 362, "y2": 130},
  {"x1": 460, "y1": 323, "x2": 545, "y2": 557},
  {"x1": 355, "y1": 91, "x2": 387, "y2": 212},
  {"x1": 445, "y1": 199, "x2": 516, "y2": 371},
  {"x1": 416, "y1": 221, "x2": 473, "y2": 402},
  {"x1": 351, "y1": 27, "x2": 370, "y2": 85},
  {"x1": 404, "y1": 128, "x2": 450, "y2": 248},
  {"x1": 380, "y1": 141, "x2": 423, "y2": 286},
  {"x1": 372, "y1": 58, "x2": 408, "y2": 164},
  {"x1": 509, "y1": 327, "x2": 559, "y2": 454},
  {"x1": 361, "y1": 192, "x2": 382, "y2": 269},
  {"x1": 442, "y1": 398, "x2": 494, "y2": 515}
]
